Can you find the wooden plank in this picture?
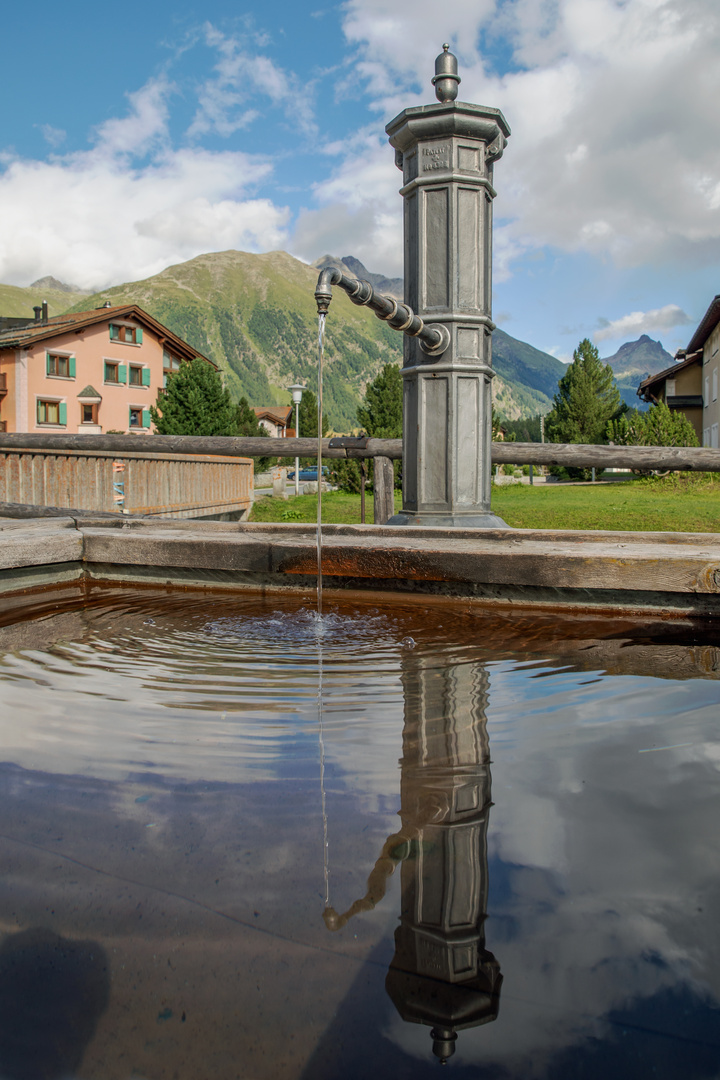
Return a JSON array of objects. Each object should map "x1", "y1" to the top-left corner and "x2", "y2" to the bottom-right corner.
[{"x1": 373, "y1": 456, "x2": 396, "y2": 525}]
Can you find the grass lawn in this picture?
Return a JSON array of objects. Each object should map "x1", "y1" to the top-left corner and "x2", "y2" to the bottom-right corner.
[
  {"x1": 250, "y1": 490, "x2": 402, "y2": 525},
  {"x1": 492, "y1": 475, "x2": 720, "y2": 532},
  {"x1": 249, "y1": 475, "x2": 720, "y2": 532}
]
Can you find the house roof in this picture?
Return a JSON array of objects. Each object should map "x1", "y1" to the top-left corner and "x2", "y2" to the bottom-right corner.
[
  {"x1": 0, "y1": 304, "x2": 216, "y2": 367},
  {"x1": 637, "y1": 350, "x2": 702, "y2": 401},
  {"x1": 686, "y1": 294, "x2": 720, "y2": 355},
  {"x1": 77, "y1": 384, "x2": 101, "y2": 400},
  {"x1": 253, "y1": 406, "x2": 293, "y2": 425}
]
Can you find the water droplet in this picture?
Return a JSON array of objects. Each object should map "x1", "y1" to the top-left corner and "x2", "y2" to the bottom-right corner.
[{"x1": 400, "y1": 636, "x2": 416, "y2": 649}]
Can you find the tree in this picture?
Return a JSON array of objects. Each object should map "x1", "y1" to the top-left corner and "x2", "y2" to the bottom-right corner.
[
  {"x1": 151, "y1": 358, "x2": 239, "y2": 436},
  {"x1": 546, "y1": 339, "x2": 623, "y2": 444},
  {"x1": 296, "y1": 388, "x2": 329, "y2": 441},
  {"x1": 235, "y1": 395, "x2": 272, "y2": 471},
  {"x1": 335, "y1": 363, "x2": 403, "y2": 493},
  {"x1": 357, "y1": 363, "x2": 403, "y2": 438},
  {"x1": 607, "y1": 402, "x2": 698, "y2": 474},
  {"x1": 545, "y1": 338, "x2": 624, "y2": 479}
]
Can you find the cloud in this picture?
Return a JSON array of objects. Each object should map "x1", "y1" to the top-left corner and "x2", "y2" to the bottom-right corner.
[
  {"x1": 593, "y1": 304, "x2": 692, "y2": 342},
  {"x1": 187, "y1": 24, "x2": 316, "y2": 139},
  {"x1": 39, "y1": 125, "x2": 66, "y2": 149},
  {"x1": 0, "y1": 78, "x2": 289, "y2": 290},
  {"x1": 333, "y1": 0, "x2": 720, "y2": 275},
  {"x1": 290, "y1": 131, "x2": 404, "y2": 275}
]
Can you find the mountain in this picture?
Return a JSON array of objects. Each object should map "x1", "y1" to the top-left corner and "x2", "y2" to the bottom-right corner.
[
  {"x1": 65, "y1": 250, "x2": 404, "y2": 431},
  {"x1": 30, "y1": 275, "x2": 86, "y2": 294},
  {"x1": 0, "y1": 281, "x2": 90, "y2": 320},
  {"x1": 601, "y1": 335, "x2": 675, "y2": 411},
  {"x1": 56, "y1": 248, "x2": 568, "y2": 428},
  {"x1": 492, "y1": 329, "x2": 566, "y2": 418},
  {"x1": 312, "y1": 255, "x2": 404, "y2": 300}
]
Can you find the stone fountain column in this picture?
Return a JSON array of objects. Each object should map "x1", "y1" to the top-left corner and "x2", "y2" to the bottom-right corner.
[{"x1": 386, "y1": 46, "x2": 511, "y2": 527}]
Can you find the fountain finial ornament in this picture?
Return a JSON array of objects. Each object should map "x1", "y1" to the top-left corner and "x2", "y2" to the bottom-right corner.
[{"x1": 432, "y1": 43, "x2": 460, "y2": 102}]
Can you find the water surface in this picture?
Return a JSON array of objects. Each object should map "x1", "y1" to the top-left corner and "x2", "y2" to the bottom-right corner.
[{"x1": 0, "y1": 587, "x2": 718, "y2": 1079}]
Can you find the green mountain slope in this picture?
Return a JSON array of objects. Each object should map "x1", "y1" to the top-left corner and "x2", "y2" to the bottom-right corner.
[
  {"x1": 56, "y1": 247, "x2": 566, "y2": 428},
  {"x1": 0, "y1": 281, "x2": 90, "y2": 320},
  {"x1": 66, "y1": 250, "x2": 404, "y2": 431}
]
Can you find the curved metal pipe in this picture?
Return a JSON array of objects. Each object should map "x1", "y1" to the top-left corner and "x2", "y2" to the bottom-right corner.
[{"x1": 315, "y1": 266, "x2": 450, "y2": 356}]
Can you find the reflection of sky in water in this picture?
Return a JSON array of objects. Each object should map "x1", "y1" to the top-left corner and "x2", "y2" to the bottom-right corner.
[{"x1": 0, "y1": 592, "x2": 718, "y2": 1077}]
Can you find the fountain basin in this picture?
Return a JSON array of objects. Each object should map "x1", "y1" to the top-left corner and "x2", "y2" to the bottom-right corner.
[
  {"x1": 3, "y1": 514, "x2": 720, "y2": 617},
  {"x1": 0, "y1": 583, "x2": 718, "y2": 1079}
]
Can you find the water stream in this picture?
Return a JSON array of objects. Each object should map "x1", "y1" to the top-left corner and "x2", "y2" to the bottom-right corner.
[{"x1": 317, "y1": 312, "x2": 326, "y2": 616}]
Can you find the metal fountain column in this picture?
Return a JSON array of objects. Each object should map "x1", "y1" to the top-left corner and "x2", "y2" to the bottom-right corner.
[{"x1": 386, "y1": 46, "x2": 511, "y2": 527}]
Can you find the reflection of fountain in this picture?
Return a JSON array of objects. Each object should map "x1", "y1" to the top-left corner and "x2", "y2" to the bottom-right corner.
[{"x1": 324, "y1": 649, "x2": 501, "y2": 1063}]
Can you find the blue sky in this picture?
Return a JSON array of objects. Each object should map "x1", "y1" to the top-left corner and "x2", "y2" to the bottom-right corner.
[{"x1": 1, "y1": 0, "x2": 719, "y2": 362}]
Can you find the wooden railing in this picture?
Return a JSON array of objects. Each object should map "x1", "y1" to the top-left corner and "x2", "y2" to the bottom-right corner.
[{"x1": 1, "y1": 433, "x2": 719, "y2": 523}]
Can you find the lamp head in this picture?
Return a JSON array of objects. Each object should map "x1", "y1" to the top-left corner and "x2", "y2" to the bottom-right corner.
[{"x1": 289, "y1": 383, "x2": 306, "y2": 404}]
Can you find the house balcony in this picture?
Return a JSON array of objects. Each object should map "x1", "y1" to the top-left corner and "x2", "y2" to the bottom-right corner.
[
  {"x1": 0, "y1": 420, "x2": 6, "y2": 433},
  {"x1": 666, "y1": 395, "x2": 703, "y2": 409},
  {"x1": 0, "y1": 372, "x2": 7, "y2": 396}
]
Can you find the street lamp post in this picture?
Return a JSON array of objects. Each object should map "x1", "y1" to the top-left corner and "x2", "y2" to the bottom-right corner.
[{"x1": 289, "y1": 384, "x2": 306, "y2": 498}]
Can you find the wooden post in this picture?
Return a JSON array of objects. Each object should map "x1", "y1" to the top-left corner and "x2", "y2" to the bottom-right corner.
[
  {"x1": 374, "y1": 456, "x2": 395, "y2": 525},
  {"x1": 360, "y1": 462, "x2": 367, "y2": 524}
]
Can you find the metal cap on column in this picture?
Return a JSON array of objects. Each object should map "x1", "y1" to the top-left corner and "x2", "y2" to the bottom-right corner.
[{"x1": 385, "y1": 47, "x2": 511, "y2": 527}]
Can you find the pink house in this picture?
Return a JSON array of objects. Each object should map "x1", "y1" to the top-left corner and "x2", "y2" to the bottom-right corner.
[{"x1": 0, "y1": 303, "x2": 215, "y2": 434}]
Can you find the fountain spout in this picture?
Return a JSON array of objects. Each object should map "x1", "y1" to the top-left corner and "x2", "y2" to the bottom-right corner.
[{"x1": 314, "y1": 266, "x2": 450, "y2": 357}]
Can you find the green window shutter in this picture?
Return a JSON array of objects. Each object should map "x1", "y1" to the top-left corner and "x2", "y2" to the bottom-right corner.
[
  {"x1": 141, "y1": 367, "x2": 151, "y2": 387},
  {"x1": 136, "y1": 327, "x2": 143, "y2": 344},
  {"x1": 142, "y1": 408, "x2": 151, "y2": 429},
  {"x1": 109, "y1": 324, "x2": 118, "y2": 340},
  {"x1": 46, "y1": 353, "x2": 52, "y2": 375},
  {"x1": 69, "y1": 356, "x2": 76, "y2": 378},
  {"x1": 118, "y1": 364, "x2": 127, "y2": 383},
  {"x1": 58, "y1": 402, "x2": 67, "y2": 426}
]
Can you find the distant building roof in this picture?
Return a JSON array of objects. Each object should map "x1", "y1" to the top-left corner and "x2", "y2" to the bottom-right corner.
[
  {"x1": 686, "y1": 295, "x2": 720, "y2": 355},
  {"x1": 0, "y1": 304, "x2": 216, "y2": 368},
  {"x1": 637, "y1": 350, "x2": 701, "y2": 402},
  {"x1": 253, "y1": 406, "x2": 293, "y2": 425}
]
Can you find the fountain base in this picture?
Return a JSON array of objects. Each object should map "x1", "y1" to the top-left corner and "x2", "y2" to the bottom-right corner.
[{"x1": 386, "y1": 510, "x2": 510, "y2": 529}]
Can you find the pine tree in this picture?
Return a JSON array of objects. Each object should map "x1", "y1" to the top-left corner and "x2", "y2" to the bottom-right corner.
[
  {"x1": 546, "y1": 339, "x2": 623, "y2": 445},
  {"x1": 544, "y1": 339, "x2": 624, "y2": 480},
  {"x1": 296, "y1": 388, "x2": 328, "y2": 440},
  {"x1": 357, "y1": 363, "x2": 403, "y2": 438},
  {"x1": 151, "y1": 358, "x2": 239, "y2": 436},
  {"x1": 335, "y1": 363, "x2": 403, "y2": 493}
]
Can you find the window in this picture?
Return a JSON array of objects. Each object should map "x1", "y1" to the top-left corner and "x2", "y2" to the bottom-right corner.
[
  {"x1": 704, "y1": 427, "x2": 710, "y2": 447},
  {"x1": 109, "y1": 323, "x2": 143, "y2": 345},
  {"x1": 665, "y1": 379, "x2": 676, "y2": 397},
  {"x1": 46, "y1": 353, "x2": 75, "y2": 378},
  {"x1": 713, "y1": 423, "x2": 719, "y2": 449},
  {"x1": 104, "y1": 362, "x2": 127, "y2": 384},
  {"x1": 81, "y1": 403, "x2": 98, "y2": 424},
  {"x1": 713, "y1": 369, "x2": 718, "y2": 403},
  {"x1": 129, "y1": 365, "x2": 151, "y2": 387},
  {"x1": 705, "y1": 376, "x2": 710, "y2": 406},
  {"x1": 129, "y1": 406, "x2": 151, "y2": 429},
  {"x1": 37, "y1": 399, "x2": 66, "y2": 425},
  {"x1": 163, "y1": 350, "x2": 182, "y2": 388}
]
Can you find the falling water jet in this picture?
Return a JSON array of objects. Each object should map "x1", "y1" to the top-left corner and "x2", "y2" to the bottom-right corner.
[{"x1": 317, "y1": 312, "x2": 326, "y2": 616}]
